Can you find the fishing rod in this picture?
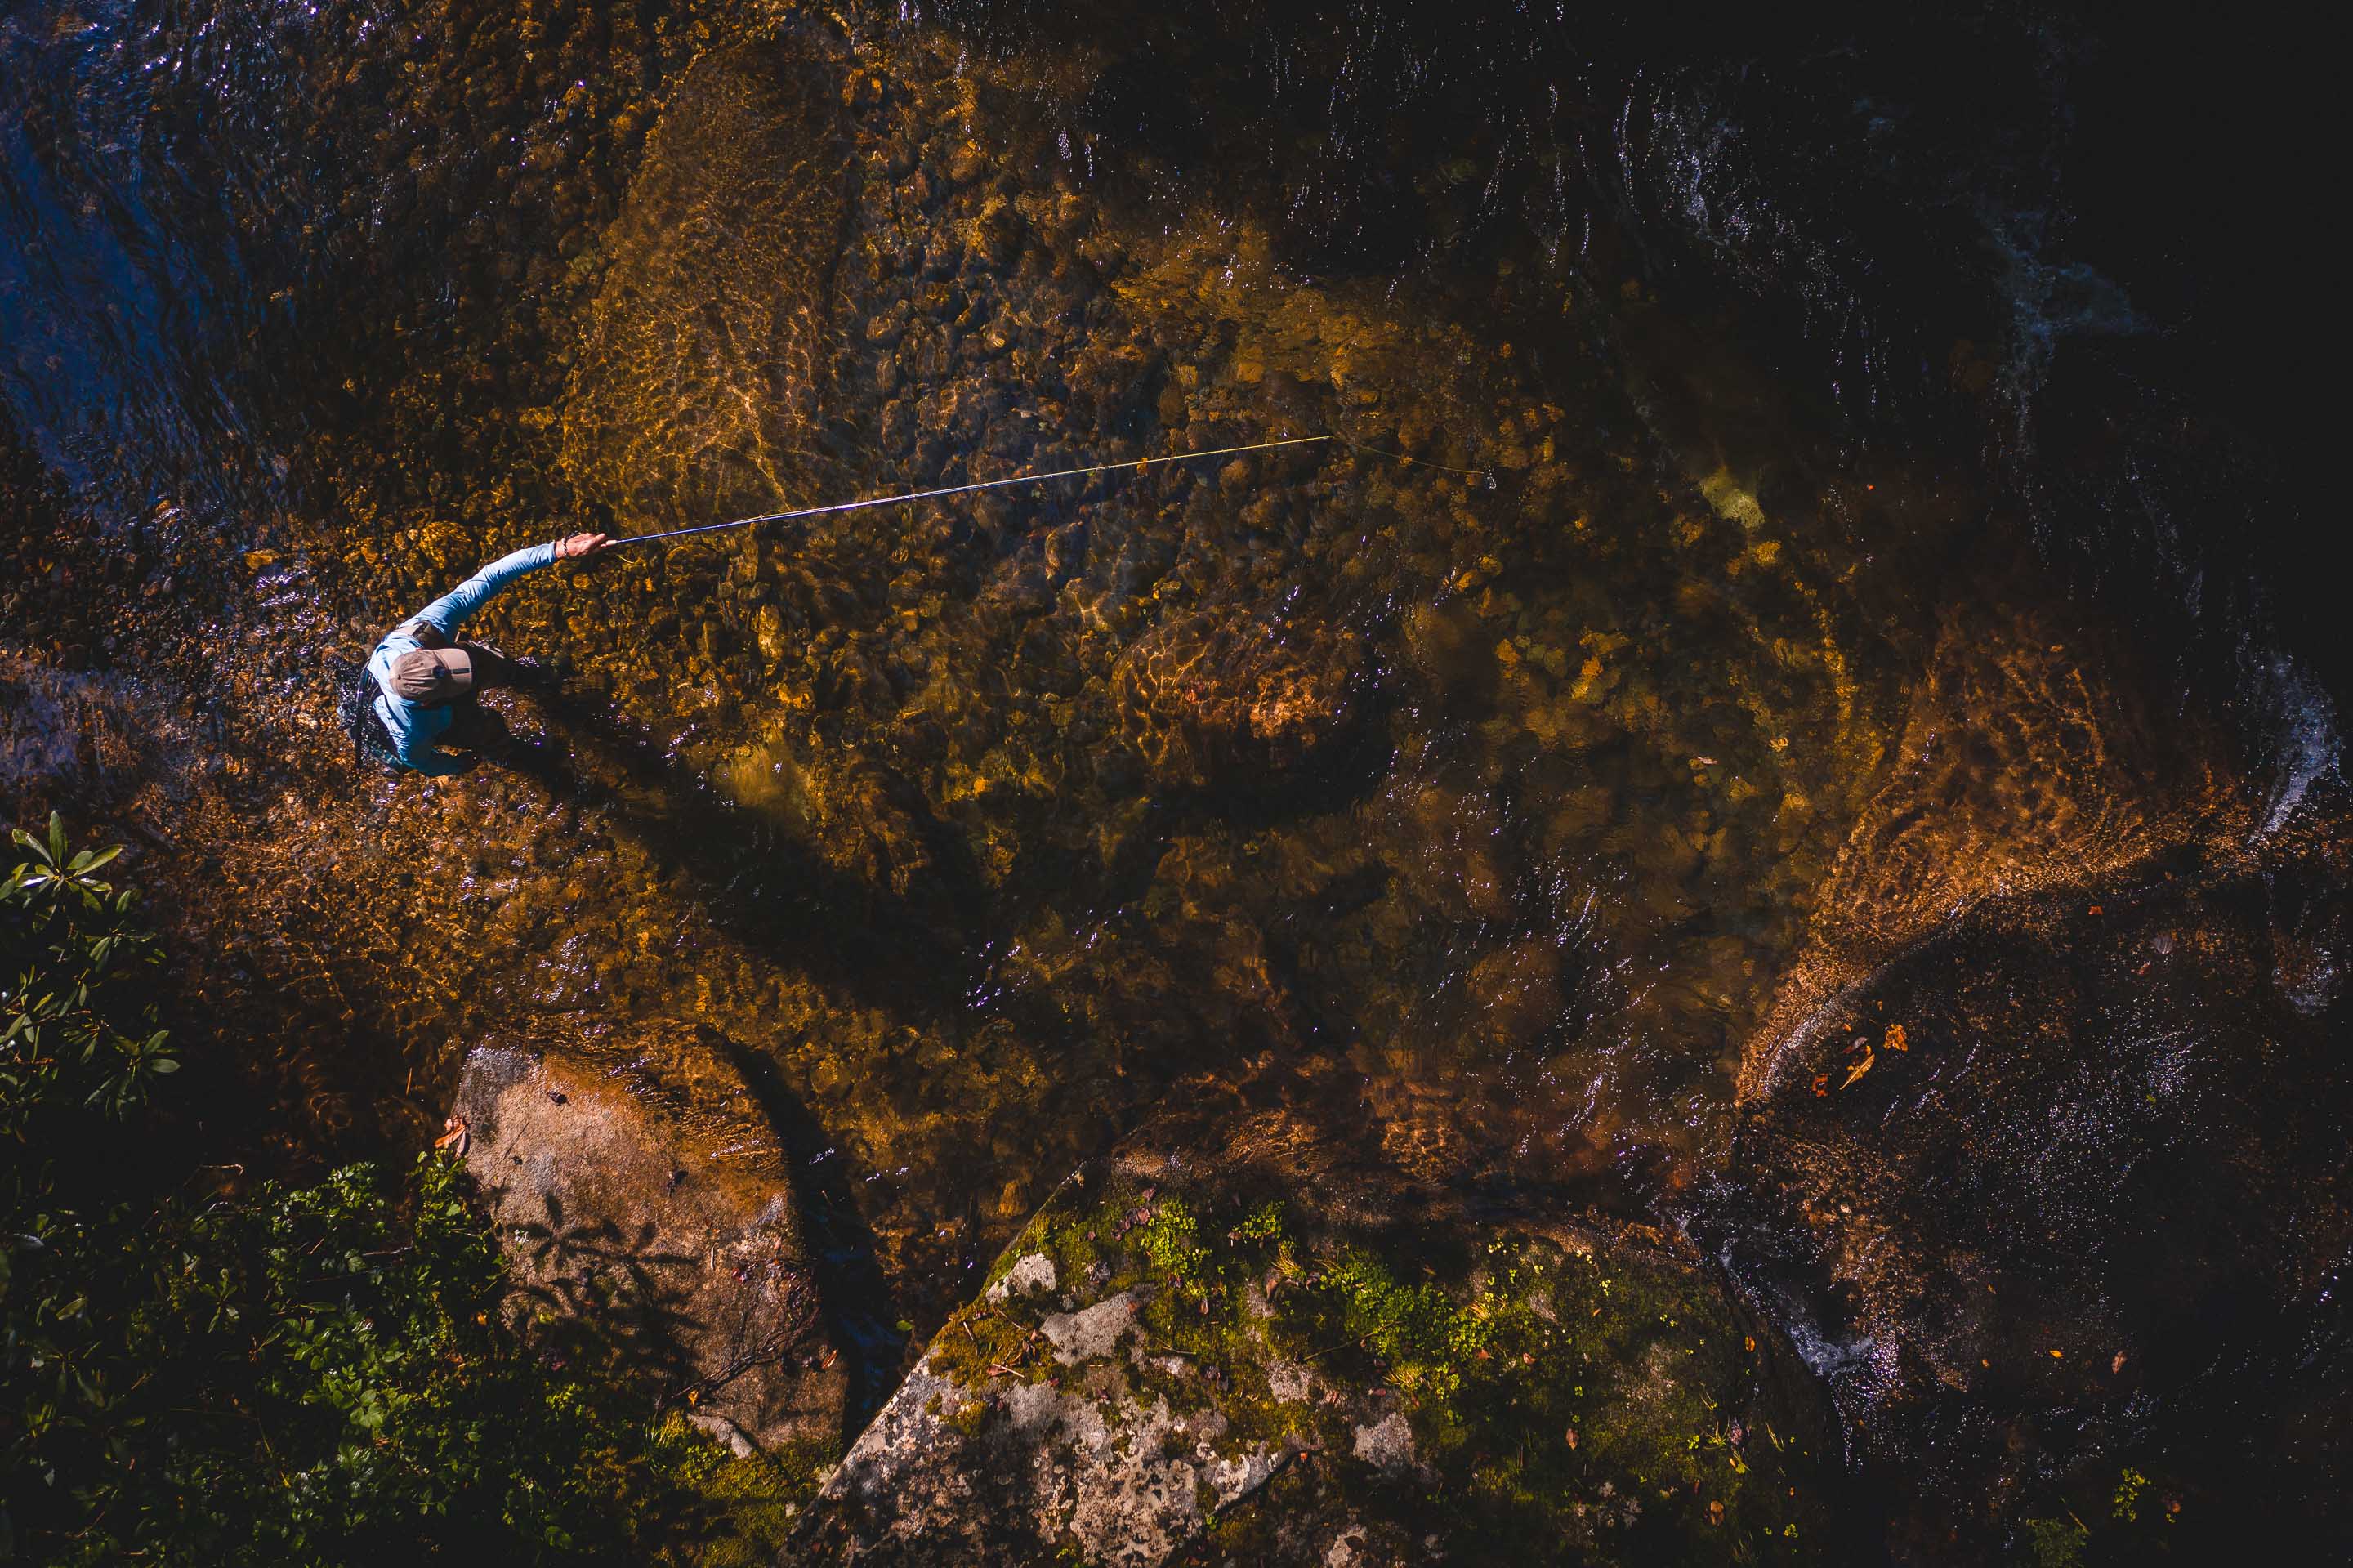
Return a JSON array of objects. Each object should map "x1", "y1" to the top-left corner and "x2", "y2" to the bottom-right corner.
[{"x1": 609, "y1": 432, "x2": 1492, "y2": 548}]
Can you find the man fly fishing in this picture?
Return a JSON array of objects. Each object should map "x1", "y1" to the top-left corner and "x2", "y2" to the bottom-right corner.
[
  {"x1": 359, "y1": 532, "x2": 612, "y2": 775},
  {"x1": 346, "y1": 434, "x2": 1382, "y2": 775}
]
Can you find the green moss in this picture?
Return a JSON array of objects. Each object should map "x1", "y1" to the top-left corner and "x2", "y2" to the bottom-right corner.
[
  {"x1": 922, "y1": 1171, "x2": 1826, "y2": 1560},
  {"x1": 1309, "y1": 1249, "x2": 1497, "y2": 1403},
  {"x1": 653, "y1": 1427, "x2": 839, "y2": 1568},
  {"x1": 944, "y1": 1393, "x2": 993, "y2": 1439},
  {"x1": 2022, "y1": 1516, "x2": 2090, "y2": 1568},
  {"x1": 1255, "y1": 1232, "x2": 1821, "y2": 1559},
  {"x1": 1136, "y1": 1197, "x2": 1212, "y2": 1293},
  {"x1": 1232, "y1": 1200, "x2": 1288, "y2": 1244},
  {"x1": 925, "y1": 1289, "x2": 1058, "y2": 1391}
]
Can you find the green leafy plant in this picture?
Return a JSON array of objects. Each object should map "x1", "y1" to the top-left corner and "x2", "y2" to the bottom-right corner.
[
  {"x1": 2, "y1": 812, "x2": 174, "y2": 1150},
  {"x1": 4, "y1": 811, "x2": 121, "y2": 906},
  {"x1": 2022, "y1": 1513, "x2": 2090, "y2": 1567},
  {"x1": 1136, "y1": 1196, "x2": 1212, "y2": 1294},
  {"x1": 2, "y1": 818, "x2": 797, "y2": 1564},
  {"x1": 1307, "y1": 1251, "x2": 1500, "y2": 1403}
]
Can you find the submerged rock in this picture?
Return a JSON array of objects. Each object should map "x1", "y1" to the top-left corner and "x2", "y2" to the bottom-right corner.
[
  {"x1": 1739, "y1": 604, "x2": 2253, "y2": 1101},
  {"x1": 793, "y1": 1101, "x2": 1840, "y2": 1565},
  {"x1": 1111, "y1": 609, "x2": 1366, "y2": 793},
  {"x1": 452, "y1": 1028, "x2": 843, "y2": 1455},
  {"x1": 560, "y1": 42, "x2": 846, "y2": 530},
  {"x1": 0, "y1": 656, "x2": 194, "y2": 821}
]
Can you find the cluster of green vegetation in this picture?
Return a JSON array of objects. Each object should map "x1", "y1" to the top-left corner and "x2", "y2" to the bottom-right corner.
[{"x1": 1, "y1": 816, "x2": 795, "y2": 1566}]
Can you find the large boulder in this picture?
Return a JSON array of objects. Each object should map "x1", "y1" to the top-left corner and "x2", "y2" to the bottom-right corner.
[
  {"x1": 452, "y1": 1026, "x2": 845, "y2": 1456},
  {"x1": 1723, "y1": 766, "x2": 2353, "y2": 1556},
  {"x1": 793, "y1": 1099, "x2": 1842, "y2": 1565}
]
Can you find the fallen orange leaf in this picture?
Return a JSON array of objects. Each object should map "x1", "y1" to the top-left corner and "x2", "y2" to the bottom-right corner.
[
  {"x1": 1883, "y1": 1024, "x2": 1909, "y2": 1052},
  {"x1": 1840, "y1": 1049, "x2": 1876, "y2": 1090}
]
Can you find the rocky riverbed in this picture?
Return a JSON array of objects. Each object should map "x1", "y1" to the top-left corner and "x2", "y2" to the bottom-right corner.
[{"x1": 4, "y1": 2, "x2": 2346, "y2": 1561}]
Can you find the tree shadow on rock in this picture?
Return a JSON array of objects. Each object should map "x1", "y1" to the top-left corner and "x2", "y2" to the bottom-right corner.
[{"x1": 487, "y1": 1183, "x2": 712, "y2": 1397}]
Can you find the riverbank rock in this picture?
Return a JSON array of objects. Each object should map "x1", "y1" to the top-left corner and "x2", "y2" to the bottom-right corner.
[
  {"x1": 451, "y1": 1028, "x2": 844, "y2": 1455},
  {"x1": 1725, "y1": 782, "x2": 2353, "y2": 1559},
  {"x1": 792, "y1": 1100, "x2": 1841, "y2": 1565}
]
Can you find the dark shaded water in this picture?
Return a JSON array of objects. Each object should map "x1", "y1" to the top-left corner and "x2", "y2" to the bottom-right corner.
[{"x1": 4, "y1": 0, "x2": 2346, "y2": 1553}]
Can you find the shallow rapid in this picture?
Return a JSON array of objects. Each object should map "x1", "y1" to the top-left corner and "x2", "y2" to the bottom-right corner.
[{"x1": 4, "y1": 2, "x2": 2345, "y2": 1560}]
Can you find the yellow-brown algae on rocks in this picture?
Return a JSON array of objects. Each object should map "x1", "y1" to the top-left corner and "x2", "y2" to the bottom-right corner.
[
  {"x1": 560, "y1": 44, "x2": 847, "y2": 535},
  {"x1": 1111, "y1": 609, "x2": 1366, "y2": 792}
]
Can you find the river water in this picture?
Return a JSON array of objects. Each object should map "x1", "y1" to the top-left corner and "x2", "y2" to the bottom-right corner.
[{"x1": 4, "y1": 0, "x2": 2346, "y2": 1549}]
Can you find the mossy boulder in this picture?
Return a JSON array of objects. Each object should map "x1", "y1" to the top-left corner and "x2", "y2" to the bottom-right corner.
[{"x1": 791, "y1": 1103, "x2": 1840, "y2": 1564}]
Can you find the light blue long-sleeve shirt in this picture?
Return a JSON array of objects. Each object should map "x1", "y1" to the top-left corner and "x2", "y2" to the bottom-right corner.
[{"x1": 366, "y1": 543, "x2": 557, "y2": 775}]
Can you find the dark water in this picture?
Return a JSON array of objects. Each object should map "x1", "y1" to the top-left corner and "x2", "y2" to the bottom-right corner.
[{"x1": 4, "y1": 0, "x2": 2345, "y2": 1548}]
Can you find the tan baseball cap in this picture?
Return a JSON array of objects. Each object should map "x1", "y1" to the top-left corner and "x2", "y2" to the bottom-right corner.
[{"x1": 387, "y1": 646, "x2": 474, "y2": 704}]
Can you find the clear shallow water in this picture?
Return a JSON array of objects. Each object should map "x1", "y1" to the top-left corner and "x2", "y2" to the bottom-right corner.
[{"x1": 3, "y1": 0, "x2": 2343, "y2": 1511}]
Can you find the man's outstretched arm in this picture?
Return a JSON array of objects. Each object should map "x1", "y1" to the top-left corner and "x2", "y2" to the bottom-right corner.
[{"x1": 404, "y1": 533, "x2": 611, "y2": 637}]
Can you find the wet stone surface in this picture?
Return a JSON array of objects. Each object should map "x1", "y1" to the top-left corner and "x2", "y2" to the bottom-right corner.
[
  {"x1": 1111, "y1": 608, "x2": 1368, "y2": 793},
  {"x1": 1736, "y1": 598, "x2": 2254, "y2": 1101}
]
